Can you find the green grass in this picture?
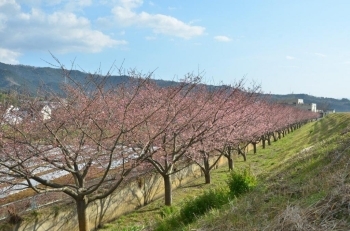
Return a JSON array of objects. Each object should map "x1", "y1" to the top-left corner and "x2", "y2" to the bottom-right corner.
[
  {"x1": 100, "y1": 113, "x2": 350, "y2": 231},
  {"x1": 99, "y1": 167, "x2": 231, "y2": 231}
]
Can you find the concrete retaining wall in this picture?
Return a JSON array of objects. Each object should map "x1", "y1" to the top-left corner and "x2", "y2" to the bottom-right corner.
[{"x1": 1, "y1": 158, "x2": 225, "y2": 231}]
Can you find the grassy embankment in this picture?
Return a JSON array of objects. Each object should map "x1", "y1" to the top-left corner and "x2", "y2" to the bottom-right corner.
[{"x1": 100, "y1": 113, "x2": 350, "y2": 231}]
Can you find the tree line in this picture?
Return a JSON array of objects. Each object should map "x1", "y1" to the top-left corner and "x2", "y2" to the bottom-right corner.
[{"x1": 0, "y1": 65, "x2": 319, "y2": 231}]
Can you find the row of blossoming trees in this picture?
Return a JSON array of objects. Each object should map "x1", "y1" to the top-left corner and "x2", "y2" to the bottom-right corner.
[{"x1": 0, "y1": 69, "x2": 318, "y2": 231}]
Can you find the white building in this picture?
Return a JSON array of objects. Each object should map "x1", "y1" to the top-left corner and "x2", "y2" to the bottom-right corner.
[
  {"x1": 281, "y1": 99, "x2": 317, "y2": 112},
  {"x1": 3, "y1": 105, "x2": 22, "y2": 125},
  {"x1": 40, "y1": 105, "x2": 52, "y2": 120}
]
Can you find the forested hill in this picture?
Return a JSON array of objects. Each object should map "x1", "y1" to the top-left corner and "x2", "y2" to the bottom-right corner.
[
  {"x1": 1, "y1": 62, "x2": 349, "y2": 111},
  {"x1": 269, "y1": 94, "x2": 350, "y2": 112},
  {"x1": 0, "y1": 62, "x2": 178, "y2": 94}
]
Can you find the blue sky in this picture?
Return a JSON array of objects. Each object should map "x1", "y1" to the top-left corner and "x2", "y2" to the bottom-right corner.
[{"x1": 1, "y1": 0, "x2": 349, "y2": 99}]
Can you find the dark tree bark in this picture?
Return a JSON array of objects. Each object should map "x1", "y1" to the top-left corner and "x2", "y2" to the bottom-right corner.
[
  {"x1": 204, "y1": 171, "x2": 211, "y2": 184},
  {"x1": 203, "y1": 157, "x2": 211, "y2": 184},
  {"x1": 261, "y1": 135, "x2": 266, "y2": 149},
  {"x1": 163, "y1": 174, "x2": 172, "y2": 206},
  {"x1": 76, "y1": 198, "x2": 89, "y2": 231},
  {"x1": 238, "y1": 145, "x2": 247, "y2": 161},
  {"x1": 228, "y1": 157, "x2": 234, "y2": 171},
  {"x1": 252, "y1": 142, "x2": 257, "y2": 154},
  {"x1": 272, "y1": 132, "x2": 278, "y2": 142}
]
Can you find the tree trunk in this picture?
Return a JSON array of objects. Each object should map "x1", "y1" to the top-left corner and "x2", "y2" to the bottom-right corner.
[
  {"x1": 238, "y1": 147, "x2": 247, "y2": 161},
  {"x1": 228, "y1": 157, "x2": 234, "y2": 171},
  {"x1": 272, "y1": 132, "x2": 277, "y2": 142},
  {"x1": 203, "y1": 157, "x2": 211, "y2": 184},
  {"x1": 262, "y1": 137, "x2": 266, "y2": 149},
  {"x1": 242, "y1": 152, "x2": 247, "y2": 161},
  {"x1": 225, "y1": 146, "x2": 234, "y2": 170},
  {"x1": 76, "y1": 198, "x2": 89, "y2": 231},
  {"x1": 204, "y1": 170, "x2": 211, "y2": 184},
  {"x1": 163, "y1": 174, "x2": 172, "y2": 206},
  {"x1": 267, "y1": 135, "x2": 271, "y2": 146},
  {"x1": 252, "y1": 142, "x2": 257, "y2": 154}
]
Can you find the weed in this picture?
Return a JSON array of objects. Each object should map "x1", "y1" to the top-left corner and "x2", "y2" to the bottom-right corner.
[
  {"x1": 154, "y1": 217, "x2": 179, "y2": 231},
  {"x1": 52, "y1": 205, "x2": 60, "y2": 218},
  {"x1": 119, "y1": 225, "x2": 144, "y2": 231},
  {"x1": 159, "y1": 206, "x2": 176, "y2": 218},
  {"x1": 179, "y1": 188, "x2": 229, "y2": 224},
  {"x1": 227, "y1": 168, "x2": 257, "y2": 197},
  {"x1": 6, "y1": 206, "x2": 22, "y2": 225},
  {"x1": 0, "y1": 223, "x2": 13, "y2": 231},
  {"x1": 29, "y1": 209, "x2": 39, "y2": 219}
]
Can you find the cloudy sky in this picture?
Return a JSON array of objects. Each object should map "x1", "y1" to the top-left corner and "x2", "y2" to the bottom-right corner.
[{"x1": 1, "y1": 0, "x2": 350, "y2": 99}]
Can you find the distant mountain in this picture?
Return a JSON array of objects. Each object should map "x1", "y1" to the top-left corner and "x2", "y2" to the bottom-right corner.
[
  {"x1": 268, "y1": 94, "x2": 350, "y2": 112},
  {"x1": 0, "y1": 62, "x2": 349, "y2": 111},
  {"x1": 0, "y1": 62, "x2": 182, "y2": 94}
]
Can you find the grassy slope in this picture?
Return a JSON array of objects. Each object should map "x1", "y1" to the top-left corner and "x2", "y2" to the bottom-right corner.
[
  {"x1": 101, "y1": 113, "x2": 350, "y2": 231},
  {"x1": 193, "y1": 113, "x2": 350, "y2": 231}
]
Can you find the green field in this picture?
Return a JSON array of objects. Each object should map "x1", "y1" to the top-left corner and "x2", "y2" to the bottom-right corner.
[{"x1": 100, "y1": 113, "x2": 350, "y2": 231}]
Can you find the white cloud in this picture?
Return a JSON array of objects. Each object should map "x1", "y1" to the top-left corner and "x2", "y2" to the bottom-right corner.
[
  {"x1": 119, "y1": 0, "x2": 142, "y2": 9},
  {"x1": 0, "y1": 0, "x2": 126, "y2": 54},
  {"x1": 0, "y1": 14, "x2": 7, "y2": 31},
  {"x1": 145, "y1": 36, "x2": 156, "y2": 40},
  {"x1": 17, "y1": 0, "x2": 92, "y2": 10},
  {"x1": 63, "y1": 0, "x2": 92, "y2": 12},
  {"x1": 315, "y1": 52, "x2": 326, "y2": 58},
  {"x1": 214, "y1": 36, "x2": 231, "y2": 42},
  {"x1": 0, "y1": 48, "x2": 21, "y2": 64},
  {"x1": 286, "y1": 55, "x2": 295, "y2": 60},
  {"x1": 111, "y1": 0, "x2": 205, "y2": 39},
  {"x1": 280, "y1": 65, "x2": 299, "y2": 68}
]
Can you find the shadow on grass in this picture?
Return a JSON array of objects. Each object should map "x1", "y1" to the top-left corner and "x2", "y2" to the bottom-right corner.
[
  {"x1": 180, "y1": 183, "x2": 207, "y2": 189},
  {"x1": 133, "y1": 207, "x2": 160, "y2": 214}
]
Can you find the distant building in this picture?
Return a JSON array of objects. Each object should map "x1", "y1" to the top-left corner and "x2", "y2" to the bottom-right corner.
[
  {"x1": 3, "y1": 102, "x2": 55, "y2": 124},
  {"x1": 40, "y1": 104, "x2": 52, "y2": 121},
  {"x1": 280, "y1": 98, "x2": 317, "y2": 112},
  {"x1": 3, "y1": 105, "x2": 22, "y2": 124},
  {"x1": 320, "y1": 109, "x2": 336, "y2": 118}
]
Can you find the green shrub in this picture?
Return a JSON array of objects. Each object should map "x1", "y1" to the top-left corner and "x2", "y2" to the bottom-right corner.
[
  {"x1": 159, "y1": 206, "x2": 177, "y2": 218},
  {"x1": 154, "y1": 217, "x2": 179, "y2": 231},
  {"x1": 179, "y1": 188, "x2": 229, "y2": 224},
  {"x1": 116, "y1": 225, "x2": 144, "y2": 231},
  {"x1": 154, "y1": 206, "x2": 179, "y2": 231},
  {"x1": 227, "y1": 168, "x2": 257, "y2": 197}
]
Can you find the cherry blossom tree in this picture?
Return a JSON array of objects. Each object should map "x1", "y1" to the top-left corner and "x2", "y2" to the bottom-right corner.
[
  {"x1": 215, "y1": 94, "x2": 319, "y2": 170},
  {"x1": 0, "y1": 67, "x2": 169, "y2": 231},
  {"x1": 212, "y1": 87, "x2": 264, "y2": 170},
  {"x1": 188, "y1": 83, "x2": 261, "y2": 181},
  {"x1": 128, "y1": 78, "x2": 245, "y2": 205}
]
